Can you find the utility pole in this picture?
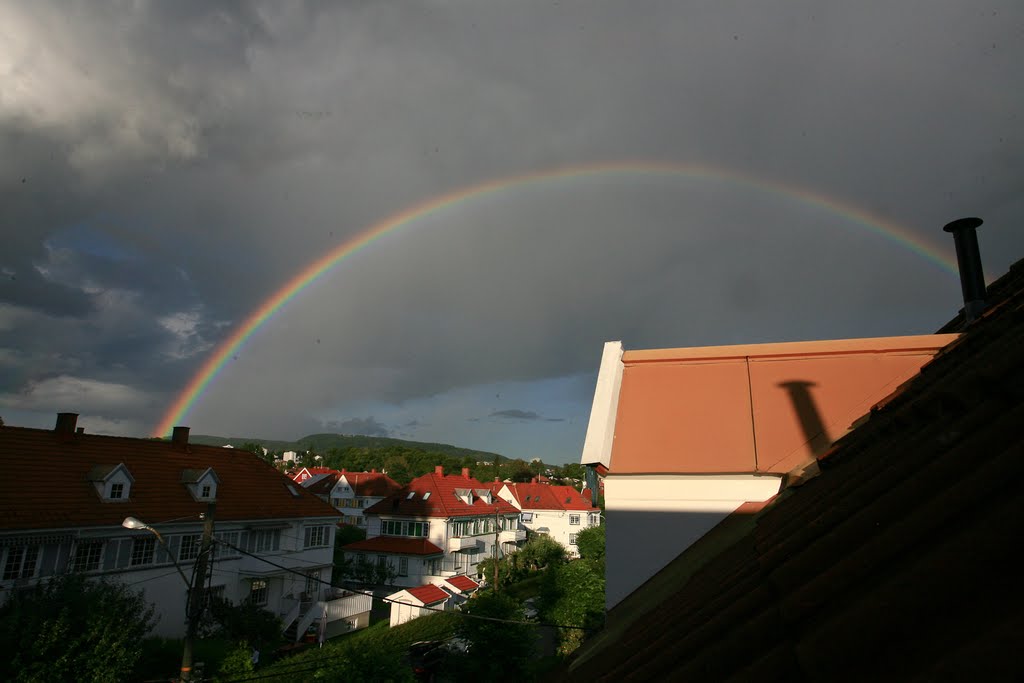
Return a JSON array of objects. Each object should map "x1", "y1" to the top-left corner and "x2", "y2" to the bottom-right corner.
[
  {"x1": 181, "y1": 502, "x2": 216, "y2": 683},
  {"x1": 494, "y1": 508, "x2": 500, "y2": 592}
]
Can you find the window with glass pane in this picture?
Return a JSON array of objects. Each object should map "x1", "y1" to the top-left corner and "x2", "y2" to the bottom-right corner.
[
  {"x1": 130, "y1": 537, "x2": 155, "y2": 566},
  {"x1": 249, "y1": 579, "x2": 268, "y2": 605},
  {"x1": 304, "y1": 525, "x2": 327, "y2": 547},
  {"x1": 179, "y1": 534, "x2": 201, "y2": 561},
  {"x1": 109, "y1": 482, "x2": 124, "y2": 499},
  {"x1": 3, "y1": 546, "x2": 40, "y2": 580},
  {"x1": 569, "y1": 515, "x2": 580, "y2": 525},
  {"x1": 399, "y1": 557, "x2": 409, "y2": 576},
  {"x1": 71, "y1": 541, "x2": 104, "y2": 572},
  {"x1": 305, "y1": 570, "x2": 320, "y2": 596}
]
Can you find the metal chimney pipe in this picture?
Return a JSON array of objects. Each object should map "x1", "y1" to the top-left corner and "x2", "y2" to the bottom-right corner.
[{"x1": 942, "y1": 217, "x2": 986, "y2": 322}]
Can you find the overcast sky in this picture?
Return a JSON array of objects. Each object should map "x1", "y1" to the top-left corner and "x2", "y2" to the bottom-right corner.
[{"x1": 2, "y1": 1, "x2": 1021, "y2": 463}]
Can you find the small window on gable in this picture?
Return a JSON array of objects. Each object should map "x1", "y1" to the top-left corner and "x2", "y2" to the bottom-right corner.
[
  {"x1": 88, "y1": 464, "x2": 134, "y2": 502},
  {"x1": 181, "y1": 467, "x2": 219, "y2": 501}
]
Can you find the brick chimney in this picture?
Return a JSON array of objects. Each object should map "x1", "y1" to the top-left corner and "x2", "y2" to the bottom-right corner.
[
  {"x1": 435, "y1": 465, "x2": 444, "y2": 475},
  {"x1": 54, "y1": 412, "x2": 78, "y2": 435},
  {"x1": 462, "y1": 467, "x2": 470, "y2": 478},
  {"x1": 171, "y1": 426, "x2": 190, "y2": 449}
]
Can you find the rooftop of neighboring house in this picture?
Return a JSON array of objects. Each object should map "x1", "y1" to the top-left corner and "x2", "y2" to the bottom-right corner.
[
  {"x1": 0, "y1": 418, "x2": 340, "y2": 532},
  {"x1": 338, "y1": 469, "x2": 402, "y2": 497},
  {"x1": 565, "y1": 254, "x2": 1024, "y2": 680},
  {"x1": 290, "y1": 466, "x2": 339, "y2": 482},
  {"x1": 496, "y1": 480, "x2": 598, "y2": 511},
  {"x1": 444, "y1": 574, "x2": 480, "y2": 592},
  {"x1": 302, "y1": 472, "x2": 340, "y2": 496},
  {"x1": 364, "y1": 466, "x2": 519, "y2": 518},
  {"x1": 400, "y1": 583, "x2": 450, "y2": 606}
]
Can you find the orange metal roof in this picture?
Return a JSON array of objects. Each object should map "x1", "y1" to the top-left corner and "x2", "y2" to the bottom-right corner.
[
  {"x1": 0, "y1": 426, "x2": 339, "y2": 531},
  {"x1": 611, "y1": 334, "x2": 957, "y2": 474}
]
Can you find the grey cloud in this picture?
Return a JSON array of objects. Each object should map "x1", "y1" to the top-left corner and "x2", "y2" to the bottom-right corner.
[
  {"x1": 0, "y1": 1, "x2": 1021, "y2": 448},
  {"x1": 324, "y1": 417, "x2": 391, "y2": 437}
]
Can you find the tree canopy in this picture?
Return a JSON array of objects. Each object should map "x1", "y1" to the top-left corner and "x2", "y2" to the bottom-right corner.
[{"x1": 0, "y1": 574, "x2": 157, "y2": 682}]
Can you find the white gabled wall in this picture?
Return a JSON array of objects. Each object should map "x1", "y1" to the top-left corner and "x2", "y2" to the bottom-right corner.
[
  {"x1": 580, "y1": 341, "x2": 624, "y2": 468},
  {"x1": 604, "y1": 474, "x2": 782, "y2": 609}
]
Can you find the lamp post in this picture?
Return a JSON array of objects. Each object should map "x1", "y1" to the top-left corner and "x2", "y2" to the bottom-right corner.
[{"x1": 123, "y1": 503, "x2": 216, "y2": 683}]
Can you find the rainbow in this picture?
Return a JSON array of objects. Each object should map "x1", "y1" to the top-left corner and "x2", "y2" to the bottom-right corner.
[{"x1": 154, "y1": 160, "x2": 957, "y2": 436}]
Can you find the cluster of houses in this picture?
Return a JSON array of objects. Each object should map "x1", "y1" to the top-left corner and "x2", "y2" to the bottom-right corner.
[
  {"x1": 288, "y1": 463, "x2": 601, "y2": 625},
  {"x1": 0, "y1": 417, "x2": 601, "y2": 642}
]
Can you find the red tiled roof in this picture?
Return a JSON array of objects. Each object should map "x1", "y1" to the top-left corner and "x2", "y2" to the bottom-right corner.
[
  {"x1": 303, "y1": 473, "x2": 339, "y2": 495},
  {"x1": 365, "y1": 470, "x2": 519, "y2": 518},
  {"x1": 503, "y1": 482, "x2": 596, "y2": 511},
  {"x1": 445, "y1": 574, "x2": 480, "y2": 592},
  {"x1": 292, "y1": 466, "x2": 339, "y2": 482},
  {"x1": 340, "y1": 471, "x2": 402, "y2": 497},
  {"x1": 342, "y1": 536, "x2": 444, "y2": 555},
  {"x1": 0, "y1": 426, "x2": 340, "y2": 531},
  {"x1": 404, "y1": 584, "x2": 450, "y2": 605}
]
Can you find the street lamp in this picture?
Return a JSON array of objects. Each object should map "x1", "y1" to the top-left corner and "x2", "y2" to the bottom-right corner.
[
  {"x1": 123, "y1": 506, "x2": 216, "y2": 683},
  {"x1": 121, "y1": 516, "x2": 191, "y2": 588}
]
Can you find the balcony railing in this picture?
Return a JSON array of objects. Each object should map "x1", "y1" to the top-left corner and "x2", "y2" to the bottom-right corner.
[
  {"x1": 448, "y1": 536, "x2": 480, "y2": 552},
  {"x1": 498, "y1": 529, "x2": 526, "y2": 543}
]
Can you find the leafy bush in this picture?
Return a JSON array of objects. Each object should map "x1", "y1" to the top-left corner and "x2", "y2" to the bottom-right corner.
[{"x1": 0, "y1": 574, "x2": 156, "y2": 682}]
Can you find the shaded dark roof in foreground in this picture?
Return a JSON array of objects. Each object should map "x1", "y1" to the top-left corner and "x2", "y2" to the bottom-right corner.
[{"x1": 567, "y1": 257, "x2": 1024, "y2": 682}]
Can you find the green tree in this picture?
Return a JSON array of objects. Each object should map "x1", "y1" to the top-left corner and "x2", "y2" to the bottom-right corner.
[
  {"x1": 518, "y1": 533, "x2": 567, "y2": 571},
  {"x1": 0, "y1": 574, "x2": 157, "y2": 682},
  {"x1": 542, "y1": 558, "x2": 605, "y2": 656},
  {"x1": 201, "y1": 597, "x2": 282, "y2": 652},
  {"x1": 574, "y1": 523, "x2": 605, "y2": 563},
  {"x1": 455, "y1": 592, "x2": 534, "y2": 679}
]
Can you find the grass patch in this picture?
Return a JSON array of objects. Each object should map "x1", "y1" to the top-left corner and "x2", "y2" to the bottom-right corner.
[{"x1": 249, "y1": 611, "x2": 461, "y2": 681}]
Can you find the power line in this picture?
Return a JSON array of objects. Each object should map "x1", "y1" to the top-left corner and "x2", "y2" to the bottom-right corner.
[{"x1": 216, "y1": 539, "x2": 592, "y2": 631}]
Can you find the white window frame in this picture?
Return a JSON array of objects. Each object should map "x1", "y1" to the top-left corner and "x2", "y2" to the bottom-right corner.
[
  {"x1": 71, "y1": 540, "x2": 104, "y2": 573},
  {"x1": 2, "y1": 546, "x2": 40, "y2": 580},
  {"x1": 304, "y1": 526, "x2": 328, "y2": 548},
  {"x1": 179, "y1": 534, "x2": 201, "y2": 561},
  {"x1": 129, "y1": 537, "x2": 155, "y2": 566},
  {"x1": 249, "y1": 578, "x2": 268, "y2": 605},
  {"x1": 569, "y1": 514, "x2": 581, "y2": 525}
]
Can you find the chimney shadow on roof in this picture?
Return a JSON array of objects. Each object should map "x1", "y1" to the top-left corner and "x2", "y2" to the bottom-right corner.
[{"x1": 778, "y1": 380, "x2": 832, "y2": 457}]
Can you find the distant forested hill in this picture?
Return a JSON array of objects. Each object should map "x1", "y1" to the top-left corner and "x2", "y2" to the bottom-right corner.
[{"x1": 189, "y1": 432, "x2": 503, "y2": 461}]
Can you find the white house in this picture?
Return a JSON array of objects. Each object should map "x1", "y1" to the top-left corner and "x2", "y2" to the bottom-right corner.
[
  {"x1": 326, "y1": 470, "x2": 402, "y2": 528},
  {"x1": 0, "y1": 414, "x2": 349, "y2": 642},
  {"x1": 492, "y1": 480, "x2": 602, "y2": 557},
  {"x1": 342, "y1": 466, "x2": 525, "y2": 588},
  {"x1": 387, "y1": 583, "x2": 451, "y2": 627}
]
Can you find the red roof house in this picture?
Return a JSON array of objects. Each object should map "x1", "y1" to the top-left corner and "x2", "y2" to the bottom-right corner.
[{"x1": 0, "y1": 418, "x2": 341, "y2": 641}]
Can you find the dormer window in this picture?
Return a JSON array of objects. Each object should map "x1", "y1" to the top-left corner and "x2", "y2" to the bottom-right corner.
[
  {"x1": 88, "y1": 464, "x2": 134, "y2": 502},
  {"x1": 181, "y1": 467, "x2": 220, "y2": 502}
]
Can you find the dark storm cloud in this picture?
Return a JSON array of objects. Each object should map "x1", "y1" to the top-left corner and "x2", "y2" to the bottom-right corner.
[
  {"x1": 1, "y1": 0, "x2": 1021, "y2": 447},
  {"x1": 491, "y1": 410, "x2": 541, "y2": 421}
]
